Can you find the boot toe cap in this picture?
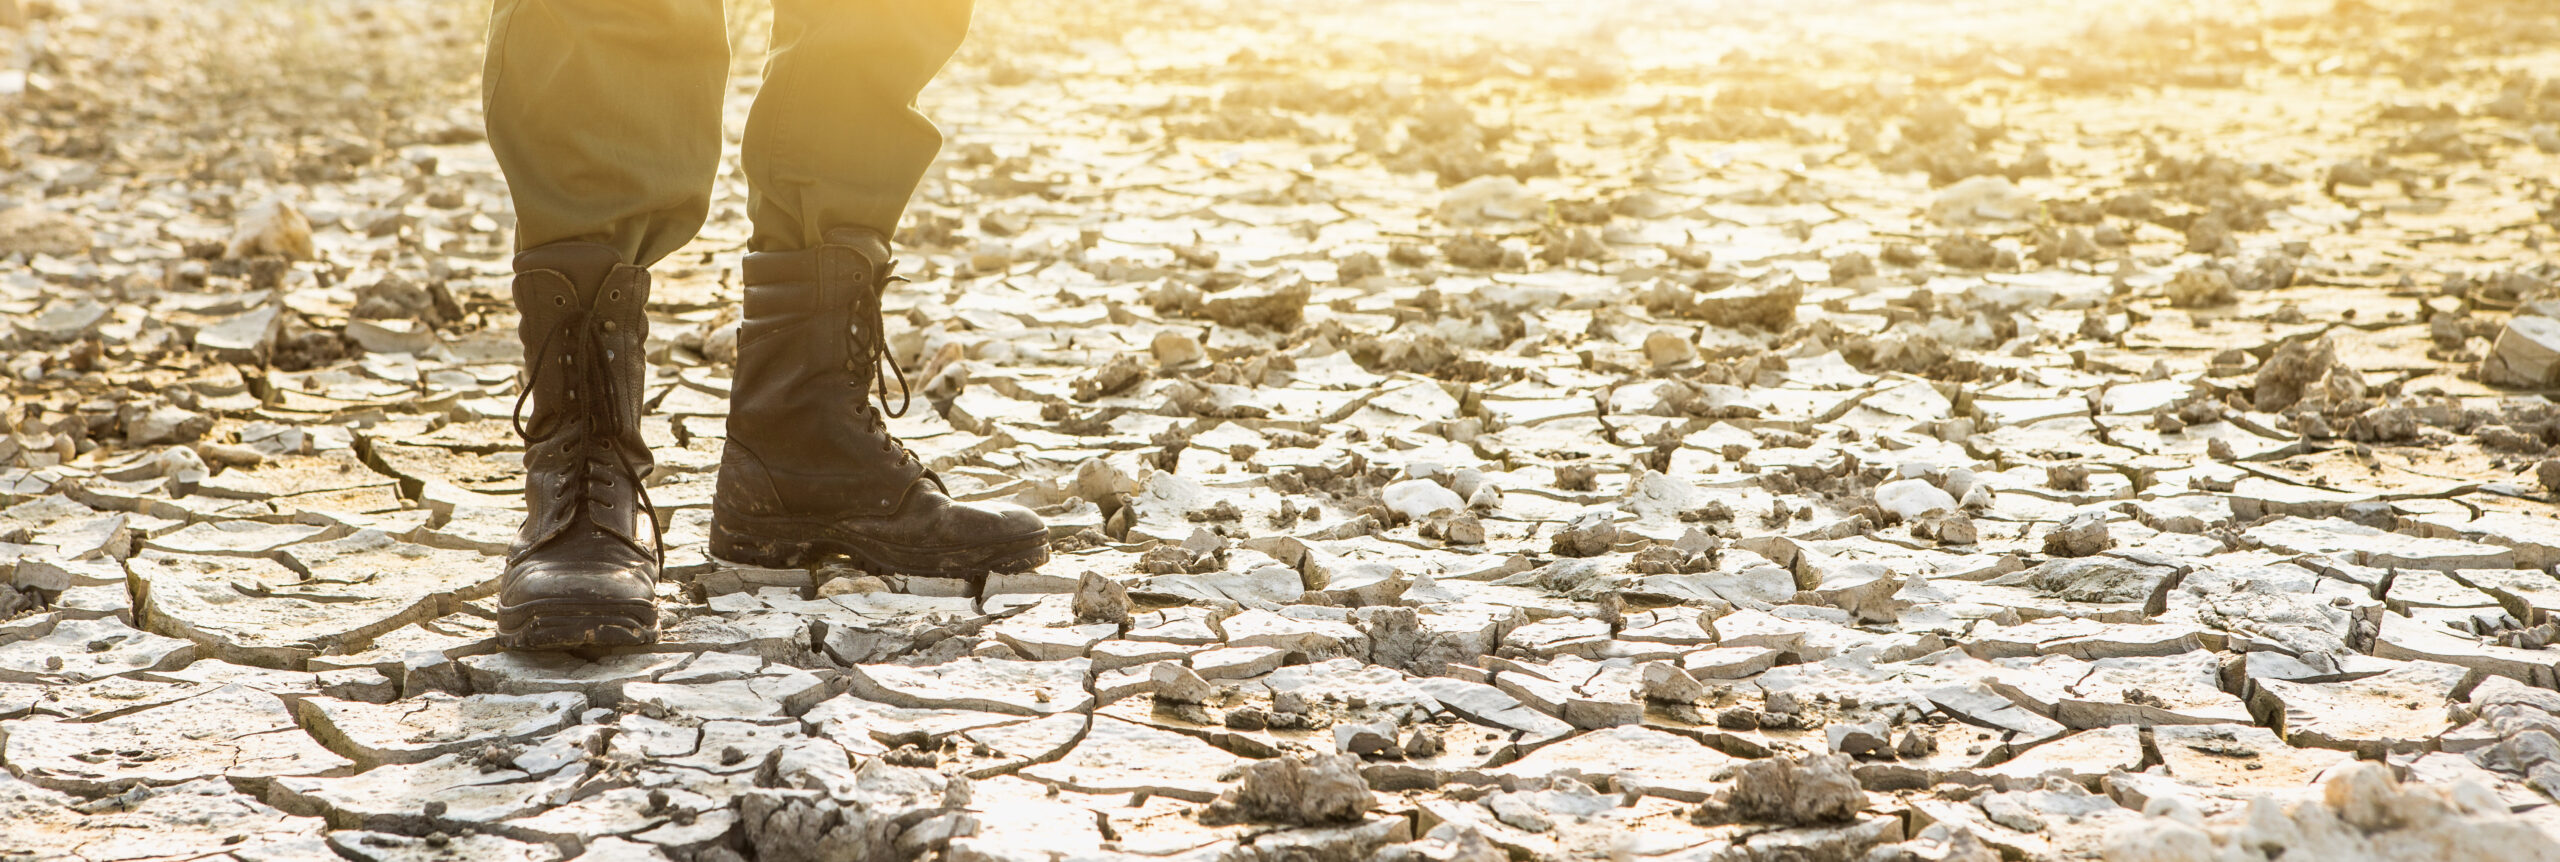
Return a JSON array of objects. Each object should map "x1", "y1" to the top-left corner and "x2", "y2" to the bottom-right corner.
[
  {"x1": 501, "y1": 555, "x2": 659, "y2": 606},
  {"x1": 972, "y1": 500, "x2": 1047, "y2": 542}
]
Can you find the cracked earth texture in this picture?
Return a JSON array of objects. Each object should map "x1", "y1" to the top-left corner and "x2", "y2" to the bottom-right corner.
[{"x1": 6, "y1": 0, "x2": 2560, "y2": 859}]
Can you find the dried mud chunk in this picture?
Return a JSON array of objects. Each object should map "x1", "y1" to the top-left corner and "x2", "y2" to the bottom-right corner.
[
  {"x1": 1138, "y1": 544, "x2": 1203, "y2": 575},
  {"x1": 1910, "y1": 509, "x2": 1978, "y2": 545},
  {"x1": 1688, "y1": 279, "x2": 1803, "y2": 331},
  {"x1": 2254, "y1": 337, "x2": 2339, "y2": 413},
  {"x1": 1693, "y1": 752, "x2": 1867, "y2": 826},
  {"x1": 2041, "y1": 512, "x2": 2112, "y2": 558},
  {"x1": 1932, "y1": 234, "x2": 2001, "y2": 269},
  {"x1": 1928, "y1": 175, "x2": 2035, "y2": 226},
  {"x1": 2166, "y1": 267, "x2": 2237, "y2": 308},
  {"x1": 2480, "y1": 316, "x2": 2560, "y2": 389},
  {"x1": 194, "y1": 305, "x2": 282, "y2": 364},
  {"x1": 1644, "y1": 330, "x2": 1697, "y2": 367},
  {"x1": 0, "y1": 206, "x2": 94, "y2": 256},
  {"x1": 1147, "y1": 280, "x2": 1204, "y2": 315},
  {"x1": 1419, "y1": 512, "x2": 1485, "y2": 545},
  {"x1": 1435, "y1": 176, "x2": 1542, "y2": 225},
  {"x1": 1827, "y1": 722, "x2": 1891, "y2": 757},
  {"x1": 1537, "y1": 225, "x2": 1610, "y2": 264},
  {"x1": 2475, "y1": 424, "x2": 2544, "y2": 453},
  {"x1": 1151, "y1": 663, "x2": 1215, "y2": 705},
  {"x1": 2101, "y1": 762, "x2": 2548, "y2": 862},
  {"x1": 1333, "y1": 722, "x2": 1398, "y2": 757},
  {"x1": 227, "y1": 199, "x2": 317, "y2": 261},
  {"x1": 2233, "y1": 255, "x2": 2298, "y2": 292},
  {"x1": 1349, "y1": 332, "x2": 1464, "y2": 376},
  {"x1": 1866, "y1": 826, "x2": 1999, "y2": 862},
  {"x1": 121, "y1": 401, "x2": 212, "y2": 446},
  {"x1": 1335, "y1": 251, "x2": 1382, "y2": 283},
  {"x1": 270, "y1": 327, "x2": 362, "y2": 372},
  {"x1": 2047, "y1": 464, "x2": 2092, "y2": 492},
  {"x1": 1549, "y1": 510, "x2": 1623, "y2": 557},
  {"x1": 2184, "y1": 213, "x2": 2234, "y2": 255},
  {"x1": 2103, "y1": 191, "x2": 2158, "y2": 220},
  {"x1": 1199, "y1": 751, "x2": 1376, "y2": 826},
  {"x1": 352, "y1": 275, "x2": 456, "y2": 326},
  {"x1": 2347, "y1": 404, "x2": 2418, "y2": 442},
  {"x1": 1401, "y1": 728, "x2": 1444, "y2": 759},
  {"x1": 1554, "y1": 198, "x2": 1611, "y2": 224},
  {"x1": 2051, "y1": 199, "x2": 2104, "y2": 224},
  {"x1": 739, "y1": 761, "x2": 963, "y2": 862},
  {"x1": 1382, "y1": 479, "x2": 1465, "y2": 522},
  {"x1": 1072, "y1": 354, "x2": 1149, "y2": 401},
  {"x1": 1829, "y1": 251, "x2": 1876, "y2": 283},
  {"x1": 1555, "y1": 463, "x2": 1599, "y2": 492},
  {"x1": 2032, "y1": 226, "x2": 2098, "y2": 263},
  {"x1": 1200, "y1": 279, "x2": 1310, "y2": 330},
  {"x1": 1874, "y1": 478, "x2": 1958, "y2": 522},
  {"x1": 1149, "y1": 330, "x2": 1204, "y2": 367},
  {"x1": 26, "y1": 298, "x2": 106, "y2": 343},
  {"x1": 1072, "y1": 571, "x2": 1131, "y2": 626},
  {"x1": 1440, "y1": 234, "x2": 1508, "y2": 270},
  {"x1": 2328, "y1": 157, "x2": 2380, "y2": 189},
  {"x1": 1162, "y1": 380, "x2": 1267, "y2": 418},
  {"x1": 1633, "y1": 544, "x2": 1712, "y2": 574}
]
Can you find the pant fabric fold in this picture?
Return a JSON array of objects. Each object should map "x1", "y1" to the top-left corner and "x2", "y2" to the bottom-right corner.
[{"x1": 484, "y1": 0, "x2": 973, "y2": 264}]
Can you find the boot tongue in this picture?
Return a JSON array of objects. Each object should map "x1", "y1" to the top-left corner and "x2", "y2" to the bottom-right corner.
[
  {"x1": 819, "y1": 227, "x2": 892, "y2": 265},
  {"x1": 512, "y1": 242, "x2": 628, "y2": 307},
  {"x1": 507, "y1": 244, "x2": 660, "y2": 564}
]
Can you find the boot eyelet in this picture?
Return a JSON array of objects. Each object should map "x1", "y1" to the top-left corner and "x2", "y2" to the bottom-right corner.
[
  {"x1": 608, "y1": 290, "x2": 621, "y2": 300},
  {"x1": 553, "y1": 296, "x2": 568, "y2": 307},
  {"x1": 602, "y1": 321, "x2": 617, "y2": 332}
]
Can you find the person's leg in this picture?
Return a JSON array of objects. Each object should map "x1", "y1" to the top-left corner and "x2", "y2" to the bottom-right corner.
[
  {"x1": 715, "y1": 0, "x2": 1047, "y2": 585},
  {"x1": 741, "y1": 0, "x2": 972, "y2": 251},
  {"x1": 485, "y1": 0, "x2": 728, "y2": 266},
  {"x1": 482, "y1": 0, "x2": 726, "y2": 649}
]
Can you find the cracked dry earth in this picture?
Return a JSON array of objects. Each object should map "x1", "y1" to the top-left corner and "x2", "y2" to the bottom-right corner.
[{"x1": 11, "y1": 0, "x2": 2560, "y2": 860}]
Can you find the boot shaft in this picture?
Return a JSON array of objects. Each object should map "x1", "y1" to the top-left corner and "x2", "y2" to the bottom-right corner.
[
  {"x1": 514, "y1": 242, "x2": 652, "y2": 446},
  {"x1": 511, "y1": 242, "x2": 656, "y2": 554},
  {"x1": 724, "y1": 228, "x2": 926, "y2": 519},
  {"x1": 733, "y1": 227, "x2": 893, "y2": 402}
]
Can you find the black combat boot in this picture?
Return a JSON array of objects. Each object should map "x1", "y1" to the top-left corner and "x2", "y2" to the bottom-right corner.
[
  {"x1": 497, "y1": 242, "x2": 661, "y2": 650},
  {"x1": 711, "y1": 227, "x2": 1047, "y2": 585}
]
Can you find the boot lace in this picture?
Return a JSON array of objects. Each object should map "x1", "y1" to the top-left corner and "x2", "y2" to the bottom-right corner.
[
  {"x1": 512, "y1": 304, "x2": 665, "y2": 563},
  {"x1": 851, "y1": 270, "x2": 924, "y2": 469}
]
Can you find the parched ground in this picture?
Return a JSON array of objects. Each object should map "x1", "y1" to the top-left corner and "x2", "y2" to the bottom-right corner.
[{"x1": 5, "y1": 0, "x2": 2560, "y2": 859}]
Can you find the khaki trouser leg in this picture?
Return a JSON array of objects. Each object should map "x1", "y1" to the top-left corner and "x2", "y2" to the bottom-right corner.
[
  {"x1": 743, "y1": 0, "x2": 973, "y2": 252},
  {"x1": 484, "y1": 0, "x2": 729, "y2": 267}
]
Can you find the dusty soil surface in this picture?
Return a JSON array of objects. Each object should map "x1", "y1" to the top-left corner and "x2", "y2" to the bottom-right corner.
[{"x1": 4, "y1": 0, "x2": 2560, "y2": 859}]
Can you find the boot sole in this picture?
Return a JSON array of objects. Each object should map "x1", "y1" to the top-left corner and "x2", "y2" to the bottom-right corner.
[
  {"x1": 707, "y1": 517, "x2": 1050, "y2": 580},
  {"x1": 496, "y1": 598, "x2": 659, "y2": 651}
]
